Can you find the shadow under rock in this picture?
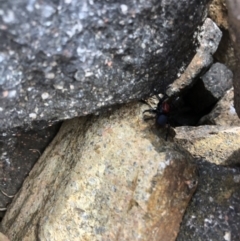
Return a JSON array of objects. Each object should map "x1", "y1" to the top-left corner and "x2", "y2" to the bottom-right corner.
[{"x1": 0, "y1": 122, "x2": 62, "y2": 221}]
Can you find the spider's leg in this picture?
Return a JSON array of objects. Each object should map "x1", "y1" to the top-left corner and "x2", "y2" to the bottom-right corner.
[
  {"x1": 165, "y1": 123, "x2": 170, "y2": 141},
  {"x1": 143, "y1": 109, "x2": 157, "y2": 114},
  {"x1": 141, "y1": 99, "x2": 153, "y2": 108},
  {"x1": 144, "y1": 116, "x2": 156, "y2": 121},
  {"x1": 143, "y1": 109, "x2": 157, "y2": 121}
]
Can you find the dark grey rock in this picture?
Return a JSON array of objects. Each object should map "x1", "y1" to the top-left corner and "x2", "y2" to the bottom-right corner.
[
  {"x1": 177, "y1": 160, "x2": 240, "y2": 241},
  {"x1": 0, "y1": 122, "x2": 61, "y2": 217},
  {"x1": 202, "y1": 63, "x2": 233, "y2": 99},
  {"x1": 0, "y1": 0, "x2": 209, "y2": 131},
  {"x1": 185, "y1": 63, "x2": 233, "y2": 113}
]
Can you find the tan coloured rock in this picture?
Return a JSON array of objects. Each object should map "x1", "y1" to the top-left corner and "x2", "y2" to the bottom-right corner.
[
  {"x1": 174, "y1": 125, "x2": 240, "y2": 165},
  {"x1": 208, "y1": 0, "x2": 228, "y2": 30},
  {"x1": 199, "y1": 88, "x2": 240, "y2": 126},
  {"x1": 0, "y1": 102, "x2": 197, "y2": 241},
  {"x1": 0, "y1": 233, "x2": 10, "y2": 241}
]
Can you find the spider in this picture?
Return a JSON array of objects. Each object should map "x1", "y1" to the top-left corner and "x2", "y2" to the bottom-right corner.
[{"x1": 143, "y1": 94, "x2": 171, "y2": 140}]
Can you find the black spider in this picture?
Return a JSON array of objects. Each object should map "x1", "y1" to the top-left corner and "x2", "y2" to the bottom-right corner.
[{"x1": 143, "y1": 94, "x2": 171, "y2": 140}]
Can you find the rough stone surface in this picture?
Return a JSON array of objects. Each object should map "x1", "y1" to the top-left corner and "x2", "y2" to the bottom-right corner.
[
  {"x1": 0, "y1": 0, "x2": 209, "y2": 131},
  {"x1": 185, "y1": 62, "x2": 233, "y2": 113},
  {"x1": 201, "y1": 63, "x2": 233, "y2": 98},
  {"x1": 0, "y1": 232, "x2": 10, "y2": 241},
  {"x1": 0, "y1": 102, "x2": 198, "y2": 241},
  {"x1": 0, "y1": 122, "x2": 61, "y2": 217},
  {"x1": 177, "y1": 160, "x2": 240, "y2": 241},
  {"x1": 166, "y1": 18, "x2": 222, "y2": 98},
  {"x1": 208, "y1": 0, "x2": 228, "y2": 29},
  {"x1": 173, "y1": 125, "x2": 240, "y2": 165},
  {"x1": 226, "y1": 0, "x2": 240, "y2": 118},
  {"x1": 199, "y1": 87, "x2": 240, "y2": 126}
]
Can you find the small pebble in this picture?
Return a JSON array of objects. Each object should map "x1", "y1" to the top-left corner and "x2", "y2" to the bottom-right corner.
[
  {"x1": 41, "y1": 92, "x2": 49, "y2": 100},
  {"x1": 29, "y1": 113, "x2": 37, "y2": 119},
  {"x1": 45, "y1": 73, "x2": 55, "y2": 79}
]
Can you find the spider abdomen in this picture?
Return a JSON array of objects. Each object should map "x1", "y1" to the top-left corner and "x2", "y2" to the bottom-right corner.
[{"x1": 157, "y1": 114, "x2": 168, "y2": 126}]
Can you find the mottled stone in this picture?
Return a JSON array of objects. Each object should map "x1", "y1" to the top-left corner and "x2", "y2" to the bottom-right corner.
[
  {"x1": 177, "y1": 160, "x2": 240, "y2": 241},
  {"x1": 199, "y1": 88, "x2": 240, "y2": 125},
  {"x1": 173, "y1": 125, "x2": 240, "y2": 165},
  {"x1": 166, "y1": 18, "x2": 222, "y2": 98},
  {"x1": 202, "y1": 63, "x2": 232, "y2": 98},
  {"x1": 0, "y1": 0, "x2": 209, "y2": 131},
  {"x1": 0, "y1": 102, "x2": 197, "y2": 241}
]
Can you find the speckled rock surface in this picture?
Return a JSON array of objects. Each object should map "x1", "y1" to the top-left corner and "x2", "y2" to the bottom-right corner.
[
  {"x1": 0, "y1": 0, "x2": 209, "y2": 131},
  {"x1": 166, "y1": 18, "x2": 222, "y2": 98},
  {"x1": 177, "y1": 160, "x2": 240, "y2": 241},
  {"x1": 0, "y1": 102, "x2": 198, "y2": 241},
  {"x1": 201, "y1": 63, "x2": 233, "y2": 99},
  {"x1": 173, "y1": 125, "x2": 240, "y2": 165},
  {"x1": 199, "y1": 87, "x2": 240, "y2": 125}
]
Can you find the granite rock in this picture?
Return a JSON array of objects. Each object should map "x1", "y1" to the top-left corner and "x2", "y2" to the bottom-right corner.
[
  {"x1": 173, "y1": 125, "x2": 240, "y2": 165},
  {"x1": 0, "y1": 102, "x2": 198, "y2": 241},
  {"x1": 177, "y1": 160, "x2": 240, "y2": 241},
  {"x1": 0, "y1": 0, "x2": 209, "y2": 131}
]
